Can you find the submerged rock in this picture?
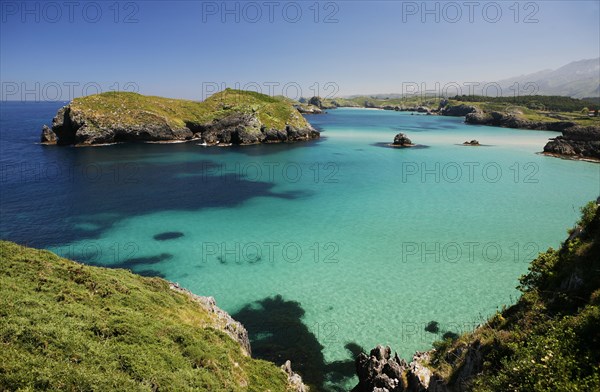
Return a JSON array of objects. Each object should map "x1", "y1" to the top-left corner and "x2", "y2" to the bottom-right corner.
[{"x1": 153, "y1": 232, "x2": 184, "y2": 241}]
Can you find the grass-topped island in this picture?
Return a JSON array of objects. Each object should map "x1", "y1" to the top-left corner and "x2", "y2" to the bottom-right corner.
[{"x1": 41, "y1": 89, "x2": 319, "y2": 146}]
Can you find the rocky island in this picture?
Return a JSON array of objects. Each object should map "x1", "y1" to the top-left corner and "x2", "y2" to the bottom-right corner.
[
  {"x1": 41, "y1": 89, "x2": 319, "y2": 146},
  {"x1": 390, "y1": 133, "x2": 415, "y2": 147}
]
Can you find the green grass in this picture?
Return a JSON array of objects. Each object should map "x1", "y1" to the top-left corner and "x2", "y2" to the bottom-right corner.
[
  {"x1": 0, "y1": 241, "x2": 291, "y2": 391},
  {"x1": 427, "y1": 202, "x2": 600, "y2": 391},
  {"x1": 69, "y1": 89, "x2": 309, "y2": 132}
]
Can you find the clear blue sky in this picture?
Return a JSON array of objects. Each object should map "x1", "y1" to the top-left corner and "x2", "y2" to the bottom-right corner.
[{"x1": 1, "y1": 0, "x2": 599, "y2": 100}]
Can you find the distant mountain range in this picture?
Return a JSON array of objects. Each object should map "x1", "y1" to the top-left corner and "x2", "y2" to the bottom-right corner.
[
  {"x1": 348, "y1": 58, "x2": 599, "y2": 100},
  {"x1": 495, "y1": 58, "x2": 599, "y2": 99}
]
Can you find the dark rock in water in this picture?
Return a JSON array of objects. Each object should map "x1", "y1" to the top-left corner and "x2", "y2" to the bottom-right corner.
[
  {"x1": 153, "y1": 231, "x2": 184, "y2": 241},
  {"x1": 40, "y1": 125, "x2": 57, "y2": 144},
  {"x1": 416, "y1": 106, "x2": 431, "y2": 113},
  {"x1": 425, "y1": 321, "x2": 440, "y2": 333},
  {"x1": 463, "y1": 140, "x2": 480, "y2": 146},
  {"x1": 543, "y1": 126, "x2": 600, "y2": 160},
  {"x1": 393, "y1": 133, "x2": 414, "y2": 147}
]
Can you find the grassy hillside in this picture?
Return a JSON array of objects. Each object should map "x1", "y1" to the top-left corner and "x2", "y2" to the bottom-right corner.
[
  {"x1": 70, "y1": 89, "x2": 309, "y2": 131},
  {"x1": 448, "y1": 95, "x2": 600, "y2": 127},
  {"x1": 0, "y1": 241, "x2": 291, "y2": 391},
  {"x1": 427, "y1": 201, "x2": 600, "y2": 390}
]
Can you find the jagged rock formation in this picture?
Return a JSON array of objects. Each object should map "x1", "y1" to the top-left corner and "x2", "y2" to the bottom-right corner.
[
  {"x1": 543, "y1": 126, "x2": 600, "y2": 160},
  {"x1": 281, "y1": 360, "x2": 308, "y2": 392},
  {"x1": 169, "y1": 283, "x2": 252, "y2": 355},
  {"x1": 40, "y1": 124, "x2": 56, "y2": 144},
  {"x1": 392, "y1": 133, "x2": 414, "y2": 147},
  {"x1": 352, "y1": 346, "x2": 451, "y2": 392}
]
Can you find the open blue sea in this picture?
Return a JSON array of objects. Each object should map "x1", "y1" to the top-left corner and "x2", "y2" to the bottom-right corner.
[{"x1": 1, "y1": 102, "x2": 599, "y2": 390}]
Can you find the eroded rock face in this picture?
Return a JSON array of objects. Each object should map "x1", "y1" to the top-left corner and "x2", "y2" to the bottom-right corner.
[
  {"x1": 169, "y1": 283, "x2": 252, "y2": 356},
  {"x1": 41, "y1": 105, "x2": 319, "y2": 146},
  {"x1": 352, "y1": 347, "x2": 451, "y2": 392},
  {"x1": 353, "y1": 345, "x2": 408, "y2": 392},
  {"x1": 441, "y1": 104, "x2": 479, "y2": 117},
  {"x1": 40, "y1": 125, "x2": 57, "y2": 144},
  {"x1": 281, "y1": 360, "x2": 308, "y2": 392},
  {"x1": 543, "y1": 126, "x2": 600, "y2": 159}
]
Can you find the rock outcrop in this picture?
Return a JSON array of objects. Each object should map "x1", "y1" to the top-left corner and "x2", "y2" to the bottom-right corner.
[
  {"x1": 170, "y1": 283, "x2": 310, "y2": 391},
  {"x1": 169, "y1": 283, "x2": 252, "y2": 355},
  {"x1": 441, "y1": 104, "x2": 480, "y2": 117},
  {"x1": 392, "y1": 133, "x2": 414, "y2": 147},
  {"x1": 295, "y1": 104, "x2": 323, "y2": 114},
  {"x1": 462, "y1": 140, "x2": 480, "y2": 146},
  {"x1": 352, "y1": 346, "x2": 451, "y2": 392},
  {"x1": 308, "y1": 96, "x2": 338, "y2": 109},
  {"x1": 40, "y1": 125, "x2": 57, "y2": 144},
  {"x1": 543, "y1": 126, "x2": 600, "y2": 159},
  {"x1": 465, "y1": 111, "x2": 576, "y2": 131},
  {"x1": 281, "y1": 360, "x2": 308, "y2": 392}
]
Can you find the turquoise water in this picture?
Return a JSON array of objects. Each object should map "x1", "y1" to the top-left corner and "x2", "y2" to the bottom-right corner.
[{"x1": 2, "y1": 105, "x2": 598, "y2": 389}]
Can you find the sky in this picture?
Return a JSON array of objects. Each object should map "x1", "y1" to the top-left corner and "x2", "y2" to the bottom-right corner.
[{"x1": 1, "y1": 0, "x2": 599, "y2": 100}]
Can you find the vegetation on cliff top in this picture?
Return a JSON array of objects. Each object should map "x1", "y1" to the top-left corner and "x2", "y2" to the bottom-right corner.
[
  {"x1": 427, "y1": 201, "x2": 600, "y2": 391},
  {"x1": 316, "y1": 94, "x2": 600, "y2": 127},
  {"x1": 69, "y1": 89, "x2": 310, "y2": 131},
  {"x1": 0, "y1": 241, "x2": 291, "y2": 391}
]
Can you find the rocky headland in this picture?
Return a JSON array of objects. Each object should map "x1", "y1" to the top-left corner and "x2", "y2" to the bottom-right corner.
[
  {"x1": 0, "y1": 240, "x2": 308, "y2": 391},
  {"x1": 41, "y1": 89, "x2": 319, "y2": 146},
  {"x1": 543, "y1": 126, "x2": 600, "y2": 160}
]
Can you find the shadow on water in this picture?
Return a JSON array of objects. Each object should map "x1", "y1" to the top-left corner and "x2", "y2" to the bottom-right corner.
[
  {"x1": 232, "y1": 295, "x2": 362, "y2": 391},
  {"x1": 1, "y1": 142, "x2": 314, "y2": 248},
  {"x1": 85, "y1": 252, "x2": 172, "y2": 279}
]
